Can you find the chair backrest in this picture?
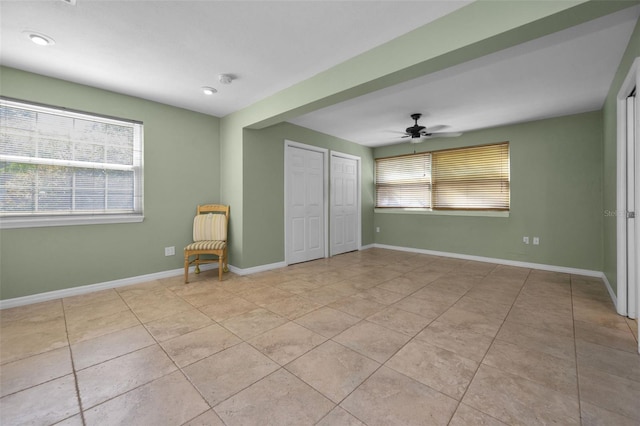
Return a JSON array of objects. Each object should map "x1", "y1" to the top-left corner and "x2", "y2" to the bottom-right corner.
[{"x1": 193, "y1": 204, "x2": 229, "y2": 242}]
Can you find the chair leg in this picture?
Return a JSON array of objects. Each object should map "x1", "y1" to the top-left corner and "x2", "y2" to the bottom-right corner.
[
  {"x1": 195, "y1": 255, "x2": 200, "y2": 274},
  {"x1": 184, "y1": 253, "x2": 189, "y2": 283},
  {"x1": 223, "y1": 247, "x2": 229, "y2": 272},
  {"x1": 218, "y1": 255, "x2": 223, "y2": 281}
]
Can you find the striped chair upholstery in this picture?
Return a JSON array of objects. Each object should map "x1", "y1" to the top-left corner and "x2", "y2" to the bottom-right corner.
[
  {"x1": 184, "y1": 240, "x2": 226, "y2": 251},
  {"x1": 192, "y1": 213, "x2": 227, "y2": 242},
  {"x1": 184, "y1": 204, "x2": 229, "y2": 283}
]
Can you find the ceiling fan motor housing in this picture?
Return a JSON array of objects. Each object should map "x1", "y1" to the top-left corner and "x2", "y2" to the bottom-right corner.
[
  {"x1": 406, "y1": 126, "x2": 425, "y2": 136},
  {"x1": 407, "y1": 113, "x2": 425, "y2": 137}
]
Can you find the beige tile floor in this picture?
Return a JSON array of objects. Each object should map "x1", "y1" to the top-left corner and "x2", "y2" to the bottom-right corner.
[{"x1": 1, "y1": 248, "x2": 639, "y2": 425}]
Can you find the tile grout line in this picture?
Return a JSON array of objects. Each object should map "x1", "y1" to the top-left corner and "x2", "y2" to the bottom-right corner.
[
  {"x1": 313, "y1": 256, "x2": 437, "y2": 424},
  {"x1": 243, "y1": 261, "x2": 435, "y2": 425},
  {"x1": 81, "y1": 286, "x2": 213, "y2": 422},
  {"x1": 441, "y1": 262, "x2": 509, "y2": 425},
  {"x1": 570, "y1": 274, "x2": 584, "y2": 425},
  {"x1": 565, "y1": 275, "x2": 640, "y2": 422},
  {"x1": 158, "y1": 275, "x2": 328, "y2": 424},
  {"x1": 449, "y1": 266, "x2": 531, "y2": 425},
  {"x1": 63, "y1": 263, "x2": 412, "y2": 425},
  {"x1": 331, "y1": 262, "x2": 493, "y2": 424},
  {"x1": 126, "y1": 288, "x2": 221, "y2": 423},
  {"x1": 61, "y1": 299, "x2": 88, "y2": 426},
  {"x1": 309, "y1": 262, "x2": 495, "y2": 425},
  {"x1": 75, "y1": 291, "x2": 166, "y2": 415}
]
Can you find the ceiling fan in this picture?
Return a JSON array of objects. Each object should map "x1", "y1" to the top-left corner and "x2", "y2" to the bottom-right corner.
[{"x1": 401, "y1": 113, "x2": 462, "y2": 143}]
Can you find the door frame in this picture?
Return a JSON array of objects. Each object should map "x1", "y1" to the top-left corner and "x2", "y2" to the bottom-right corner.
[
  {"x1": 616, "y1": 56, "x2": 640, "y2": 322},
  {"x1": 284, "y1": 140, "x2": 329, "y2": 265},
  {"x1": 330, "y1": 151, "x2": 362, "y2": 256}
]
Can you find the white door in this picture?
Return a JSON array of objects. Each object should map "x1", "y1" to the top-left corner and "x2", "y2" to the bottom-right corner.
[
  {"x1": 286, "y1": 144, "x2": 326, "y2": 264},
  {"x1": 616, "y1": 60, "x2": 640, "y2": 352},
  {"x1": 626, "y1": 93, "x2": 638, "y2": 319},
  {"x1": 633, "y1": 90, "x2": 640, "y2": 352},
  {"x1": 331, "y1": 153, "x2": 360, "y2": 256}
]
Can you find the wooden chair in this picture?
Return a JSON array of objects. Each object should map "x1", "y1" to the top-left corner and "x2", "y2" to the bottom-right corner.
[{"x1": 184, "y1": 204, "x2": 229, "y2": 282}]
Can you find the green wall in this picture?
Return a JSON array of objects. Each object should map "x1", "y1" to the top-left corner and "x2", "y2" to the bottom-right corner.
[
  {"x1": 602, "y1": 18, "x2": 640, "y2": 294},
  {"x1": 218, "y1": 0, "x2": 622, "y2": 268},
  {"x1": 219, "y1": 114, "x2": 245, "y2": 268},
  {"x1": 373, "y1": 112, "x2": 604, "y2": 271},
  {"x1": 241, "y1": 122, "x2": 374, "y2": 269},
  {"x1": 0, "y1": 67, "x2": 221, "y2": 299},
  {"x1": 2, "y1": 2, "x2": 637, "y2": 300}
]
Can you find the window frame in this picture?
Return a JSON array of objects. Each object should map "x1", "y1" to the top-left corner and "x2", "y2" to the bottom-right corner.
[
  {"x1": 375, "y1": 142, "x2": 510, "y2": 213},
  {"x1": 0, "y1": 97, "x2": 144, "y2": 229}
]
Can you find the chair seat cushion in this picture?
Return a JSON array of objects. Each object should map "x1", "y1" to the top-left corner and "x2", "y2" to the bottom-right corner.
[{"x1": 185, "y1": 240, "x2": 227, "y2": 251}]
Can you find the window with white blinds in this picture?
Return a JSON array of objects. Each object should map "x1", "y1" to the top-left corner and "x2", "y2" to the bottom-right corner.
[
  {"x1": 375, "y1": 152, "x2": 431, "y2": 208},
  {"x1": 376, "y1": 142, "x2": 509, "y2": 211},
  {"x1": 0, "y1": 97, "x2": 144, "y2": 228}
]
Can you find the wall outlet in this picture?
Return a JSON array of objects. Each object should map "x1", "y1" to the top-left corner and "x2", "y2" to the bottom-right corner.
[
  {"x1": 376, "y1": 227, "x2": 380, "y2": 233},
  {"x1": 523, "y1": 236, "x2": 529, "y2": 245},
  {"x1": 164, "y1": 246, "x2": 175, "y2": 256},
  {"x1": 533, "y1": 237, "x2": 540, "y2": 245}
]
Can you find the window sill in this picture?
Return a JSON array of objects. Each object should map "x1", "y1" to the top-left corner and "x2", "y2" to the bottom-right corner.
[
  {"x1": 0, "y1": 214, "x2": 144, "y2": 229},
  {"x1": 374, "y1": 208, "x2": 509, "y2": 218}
]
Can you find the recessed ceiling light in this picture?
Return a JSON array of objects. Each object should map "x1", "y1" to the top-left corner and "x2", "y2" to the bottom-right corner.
[
  {"x1": 24, "y1": 31, "x2": 55, "y2": 46},
  {"x1": 202, "y1": 86, "x2": 217, "y2": 95}
]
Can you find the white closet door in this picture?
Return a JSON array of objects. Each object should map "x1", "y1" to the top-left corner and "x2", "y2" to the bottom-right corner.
[
  {"x1": 331, "y1": 153, "x2": 359, "y2": 256},
  {"x1": 287, "y1": 145, "x2": 325, "y2": 264}
]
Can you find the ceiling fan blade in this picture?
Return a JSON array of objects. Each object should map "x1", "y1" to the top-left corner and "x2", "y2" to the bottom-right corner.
[
  {"x1": 425, "y1": 125, "x2": 448, "y2": 133},
  {"x1": 427, "y1": 132, "x2": 463, "y2": 139}
]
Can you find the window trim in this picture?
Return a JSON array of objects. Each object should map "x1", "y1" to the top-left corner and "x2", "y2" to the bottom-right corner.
[
  {"x1": 0, "y1": 97, "x2": 144, "y2": 229},
  {"x1": 375, "y1": 142, "x2": 510, "y2": 212},
  {"x1": 0, "y1": 213, "x2": 144, "y2": 229},
  {"x1": 374, "y1": 207, "x2": 509, "y2": 218}
]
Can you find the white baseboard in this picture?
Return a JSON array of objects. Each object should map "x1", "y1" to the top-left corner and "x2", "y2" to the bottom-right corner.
[
  {"x1": 0, "y1": 263, "x2": 218, "y2": 310},
  {"x1": 229, "y1": 261, "x2": 288, "y2": 276},
  {"x1": 0, "y1": 244, "x2": 611, "y2": 310},
  {"x1": 601, "y1": 273, "x2": 619, "y2": 312},
  {"x1": 373, "y1": 243, "x2": 603, "y2": 277},
  {"x1": 0, "y1": 259, "x2": 295, "y2": 310}
]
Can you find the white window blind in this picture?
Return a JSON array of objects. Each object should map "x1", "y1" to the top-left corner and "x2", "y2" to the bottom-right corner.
[
  {"x1": 432, "y1": 143, "x2": 509, "y2": 210},
  {"x1": 375, "y1": 142, "x2": 509, "y2": 211},
  {"x1": 0, "y1": 98, "x2": 143, "y2": 226},
  {"x1": 376, "y1": 153, "x2": 431, "y2": 208}
]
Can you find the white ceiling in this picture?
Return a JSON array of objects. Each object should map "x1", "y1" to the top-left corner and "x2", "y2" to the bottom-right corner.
[
  {"x1": 290, "y1": 6, "x2": 640, "y2": 147},
  {"x1": 1, "y1": 1, "x2": 638, "y2": 148},
  {"x1": 0, "y1": 0, "x2": 469, "y2": 117}
]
